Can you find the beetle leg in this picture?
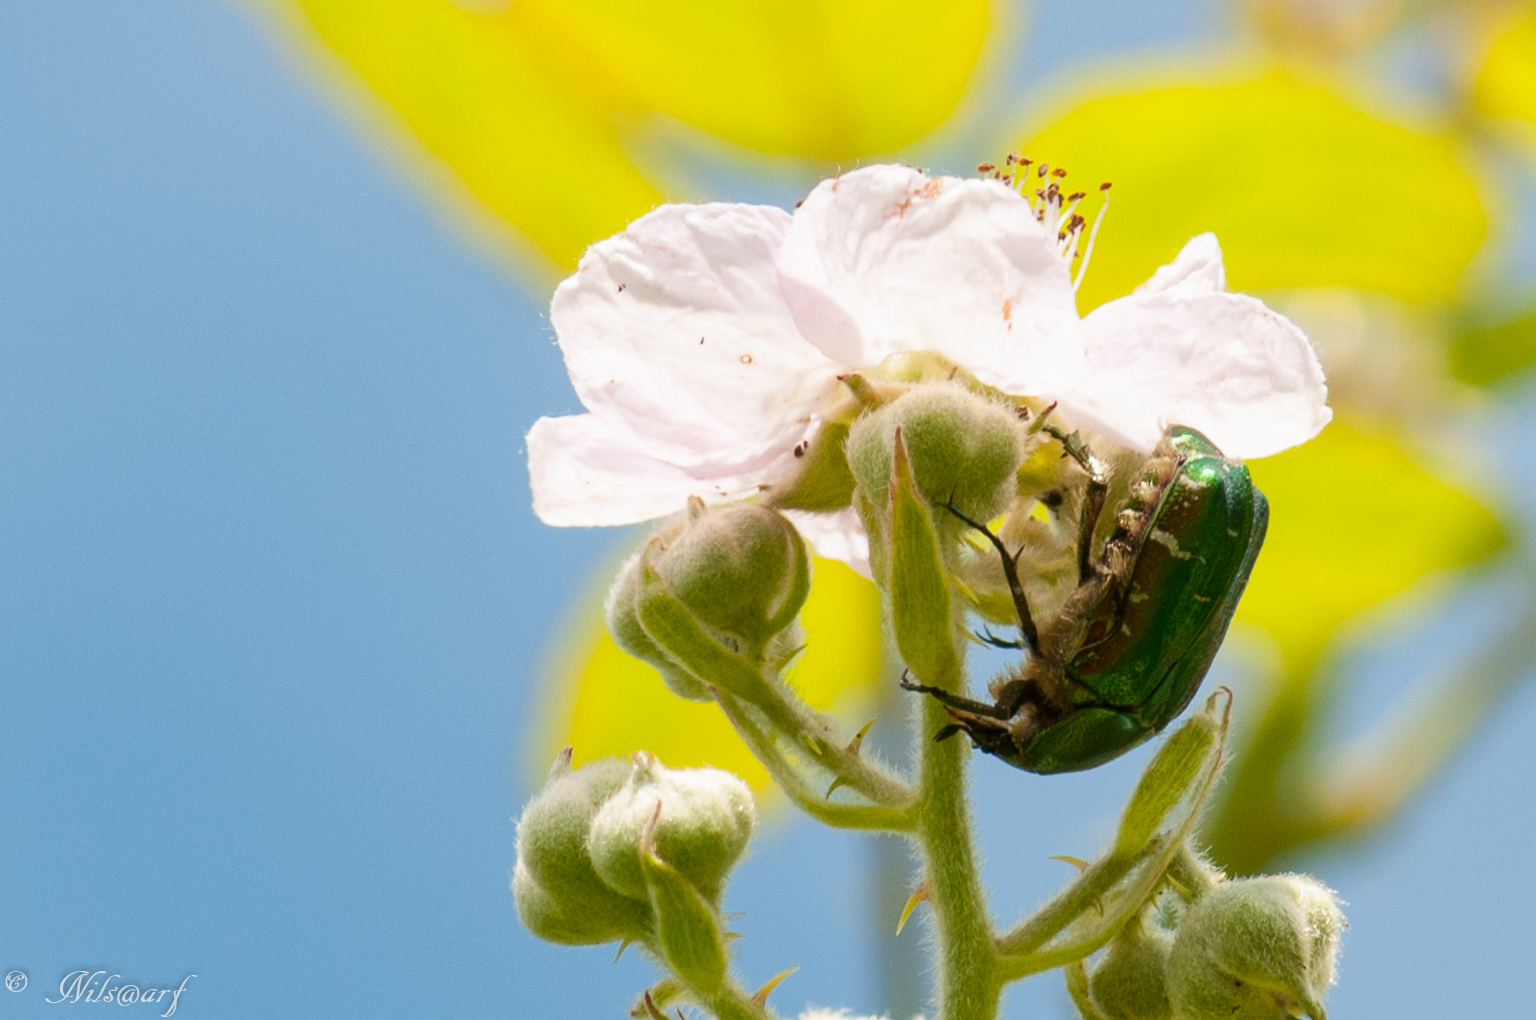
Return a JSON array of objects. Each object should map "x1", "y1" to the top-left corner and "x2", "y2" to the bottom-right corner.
[
  {"x1": 937, "y1": 712, "x2": 1016, "y2": 758},
  {"x1": 1076, "y1": 475, "x2": 1108, "y2": 584},
  {"x1": 990, "y1": 676, "x2": 1043, "y2": 718},
  {"x1": 1042, "y1": 425, "x2": 1110, "y2": 584},
  {"x1": 899, "y1": 677, "x2": 1014, "y2": 720},
  {"x1": 940, "y1": 500, "x2": 1041, "y2": 654}
]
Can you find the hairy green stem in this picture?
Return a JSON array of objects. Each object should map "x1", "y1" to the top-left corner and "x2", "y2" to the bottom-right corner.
[
  {"x1": 994, "y1": 845, "x2": 1153, "y2": 958},
  {"x1": 743, "y1": 667, "x2": 916, "y2": 808},
  {"x1": 915, "y1": 695, "x2": 999, "y2": 1020},
  {"x1": 715, "y1": 690, "x2": 915, "y2": 831},
  {"x1": 1166, "y1": 842, "x2": 1221, "y2": 897}
]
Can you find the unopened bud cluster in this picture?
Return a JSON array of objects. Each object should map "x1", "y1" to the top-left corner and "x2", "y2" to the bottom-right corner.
[
  {"x1": 1081, "y1": 858, "x2": 1344, "y2": 1020},
  {"x1": 514, "y1": 751, "x2": 754, "y2": 994}
]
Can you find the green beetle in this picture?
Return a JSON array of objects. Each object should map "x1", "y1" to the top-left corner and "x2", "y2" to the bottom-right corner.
[{"x1": 902, "y1": 424, "x2": 1268, "y2": 774}]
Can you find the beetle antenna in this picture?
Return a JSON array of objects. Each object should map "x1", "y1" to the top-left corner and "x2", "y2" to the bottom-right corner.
[
  {"x1": 940, "y1": 500, "x2": 1042, "y2": 654},
  {"x1": 974, "y1": 626, "x2": 1025, "y2": 650}
]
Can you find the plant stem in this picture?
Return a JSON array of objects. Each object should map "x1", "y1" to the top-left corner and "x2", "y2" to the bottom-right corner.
[
  {"x1": 994, "y1": 847, "x2": 1150, "y2": 957},
  {"x1": 715, "y1": 690, "x2": 915, "y2": 831},
  {"x1": 915, "y1": 695, "x2": 999, "y2": 1020}
]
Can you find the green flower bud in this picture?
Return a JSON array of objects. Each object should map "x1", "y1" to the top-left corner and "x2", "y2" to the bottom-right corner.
[
  {"x1": 647, "y1": 498, "x2": 811, "y2": 652},
  {"x1": 847, "y1": 382, "x2": 1025, "y2": 525},
  {"x1": 513, "y1": 860, "x2": 633, "y2": 946},
  {"x1": 1088, "y1": 918, "x2": 1174, "y2": 1020},
  {"x1": 1168, "y1": 875, "x2": 1344, "y2": 1020},
  {"x1": 512, "y1": 751, "x2": 652, "y2": 945},
  {"x1": 588, "y1": 752, "x2": 755, "y2": 903},
  {"x1": 606, "y1": 552, "x2": 712, "y2": 702}
]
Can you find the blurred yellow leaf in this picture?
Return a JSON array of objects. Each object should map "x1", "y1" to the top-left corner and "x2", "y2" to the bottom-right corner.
[
  {"x1": 1019, "y1": 72, "x2": 1486, "y2": 310},
  {"x1": 515, "y1": 0, "x2": 990, "y2": 159},
  {"x1": 1235, "y1": 418, "x2": 1505, "y2": 674},
  {"x1": 270, "y1": 0, "x2": 663, "y2": 271},
  {"x1": 533, "y1": 556, "x2": 884, "y2": 791},
  {"x1": 260, "y1": 0, "x2": 994, "y2": 273},
  {"x1": 1449, "y1": 305, "x2": 1536, "y2": 385},
  {"x1": 1475, "y1": 6, "x2": 1536, "y2": 127}
]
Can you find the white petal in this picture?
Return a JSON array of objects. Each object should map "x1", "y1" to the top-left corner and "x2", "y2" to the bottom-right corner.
[
  {"x1": 553, "y1": 202, "x2": 842, "y2": 478},
  {"x1": 776, "y1": 165, "x2": 1085, "y2": 394},
  {"x1": 528, "y1": 415, "x2": 788, "y2": 526},
  {"x1": 783, "y1": 507, "x2": 872, "y2": 578},
  {"x1": 1065, "y1": 289, "x2": 1331, "y2": 459},
  {"x1": 1135, "y1": 232, "x2": 1226, "y2": 296}
]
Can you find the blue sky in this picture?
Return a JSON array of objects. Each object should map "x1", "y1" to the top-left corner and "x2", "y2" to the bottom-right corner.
[{"x1": 3, "y1": 2, "x2": 1534, "y2": 1018}]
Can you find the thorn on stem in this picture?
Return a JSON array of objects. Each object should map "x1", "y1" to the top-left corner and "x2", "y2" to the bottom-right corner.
[
  {"x1": 638, "y1": 992, "x2": 670, "y2": 1020},
  {"x1": 1049, "y1": 855, "x2": 1091, "y2": 874},
  {"x1": 847, "y1": 719, "x2": 877, "y2": 756},
  {"x1": 896, "y1": 882, "x2": 932, "y2": 935},
  {"x1": 751, "y1": 967, "x2": 800, "y2": 1007}
]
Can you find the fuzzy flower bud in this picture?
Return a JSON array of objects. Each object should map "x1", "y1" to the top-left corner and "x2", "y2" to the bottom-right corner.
[
  {"x1": 512, "y1": 752, "x2": 653, "y2": 945},
  {"x1": 1088, "y1": 918, "x2": 1174, "y2": 1020},
  {"x1": 587, "y1": 752, "x2": 755, "y2": 904},
  {"x1": 847, "y1": 382, "x2": 1025, "y2": 524},
  {"x1": 606, "y1": 551, "x2": 712, "y2": 702},
  {"x1": 1167, "y1": 874, "x2": 1344, "y2": 1020},
  {"x1": 647, "y1": 498, "x2": 811, "y2": 652}
]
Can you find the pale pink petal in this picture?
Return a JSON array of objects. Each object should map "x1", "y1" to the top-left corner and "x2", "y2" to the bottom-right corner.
[
  {"x1": 776, "y1": 165, "x2": 1085, "y2": 394},
  {"x1": 783, "y1": 507, "x2": 871, "y2": 578},
  {"x1": 554, "y1": 202, "x2": 843, "y2": 478},
  {"x1": 1134, "y1": 232, "x2": 1226, "y2": 296},
  {"x1": 529, "y1": 415, "x2": 790, "y2": 527},
  {"x1": 1065, "y1": 289, "x2": 1331, "y2": 459}
]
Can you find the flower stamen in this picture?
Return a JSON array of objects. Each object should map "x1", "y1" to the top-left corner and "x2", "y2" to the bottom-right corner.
[
  {"x1": 978, "y1": 156, "x2": 1112, "y2": 287},
  {"x1": 1073, "y1": 182, "x2": 1112, "y2": 294}
]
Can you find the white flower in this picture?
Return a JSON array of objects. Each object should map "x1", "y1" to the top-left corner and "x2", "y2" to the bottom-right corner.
[{"x1": 527, "y1": 164, "x2": 1329, "y2": 572}]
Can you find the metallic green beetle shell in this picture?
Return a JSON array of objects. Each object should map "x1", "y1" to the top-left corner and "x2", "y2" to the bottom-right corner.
[{"x1": 1013, "y1": 426, "x2": 1268, "y2": 774}]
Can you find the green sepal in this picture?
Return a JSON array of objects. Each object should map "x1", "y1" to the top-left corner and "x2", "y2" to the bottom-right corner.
[
  {"x1": 1115, "y1": 696, "x2": 1224, "y2": 857},
  {"x1": 854, "y1": 487, "x2": 888, "y2": 589},
  {"x1": 1066, "y1": 960, "x2": 1108, "y2": 1020},
  {"x1": 888, "y1": 427, "x2": 959, "y2": 685},
  {"x1": 768, "y1": 421, "x2": 858, "y2": 512},
  {"x1": 640, "y1": 844, "x2": 729, "y2": 996},
  {"x1": 633, "y1": 557, "x2": 774, "y2": 704}
]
